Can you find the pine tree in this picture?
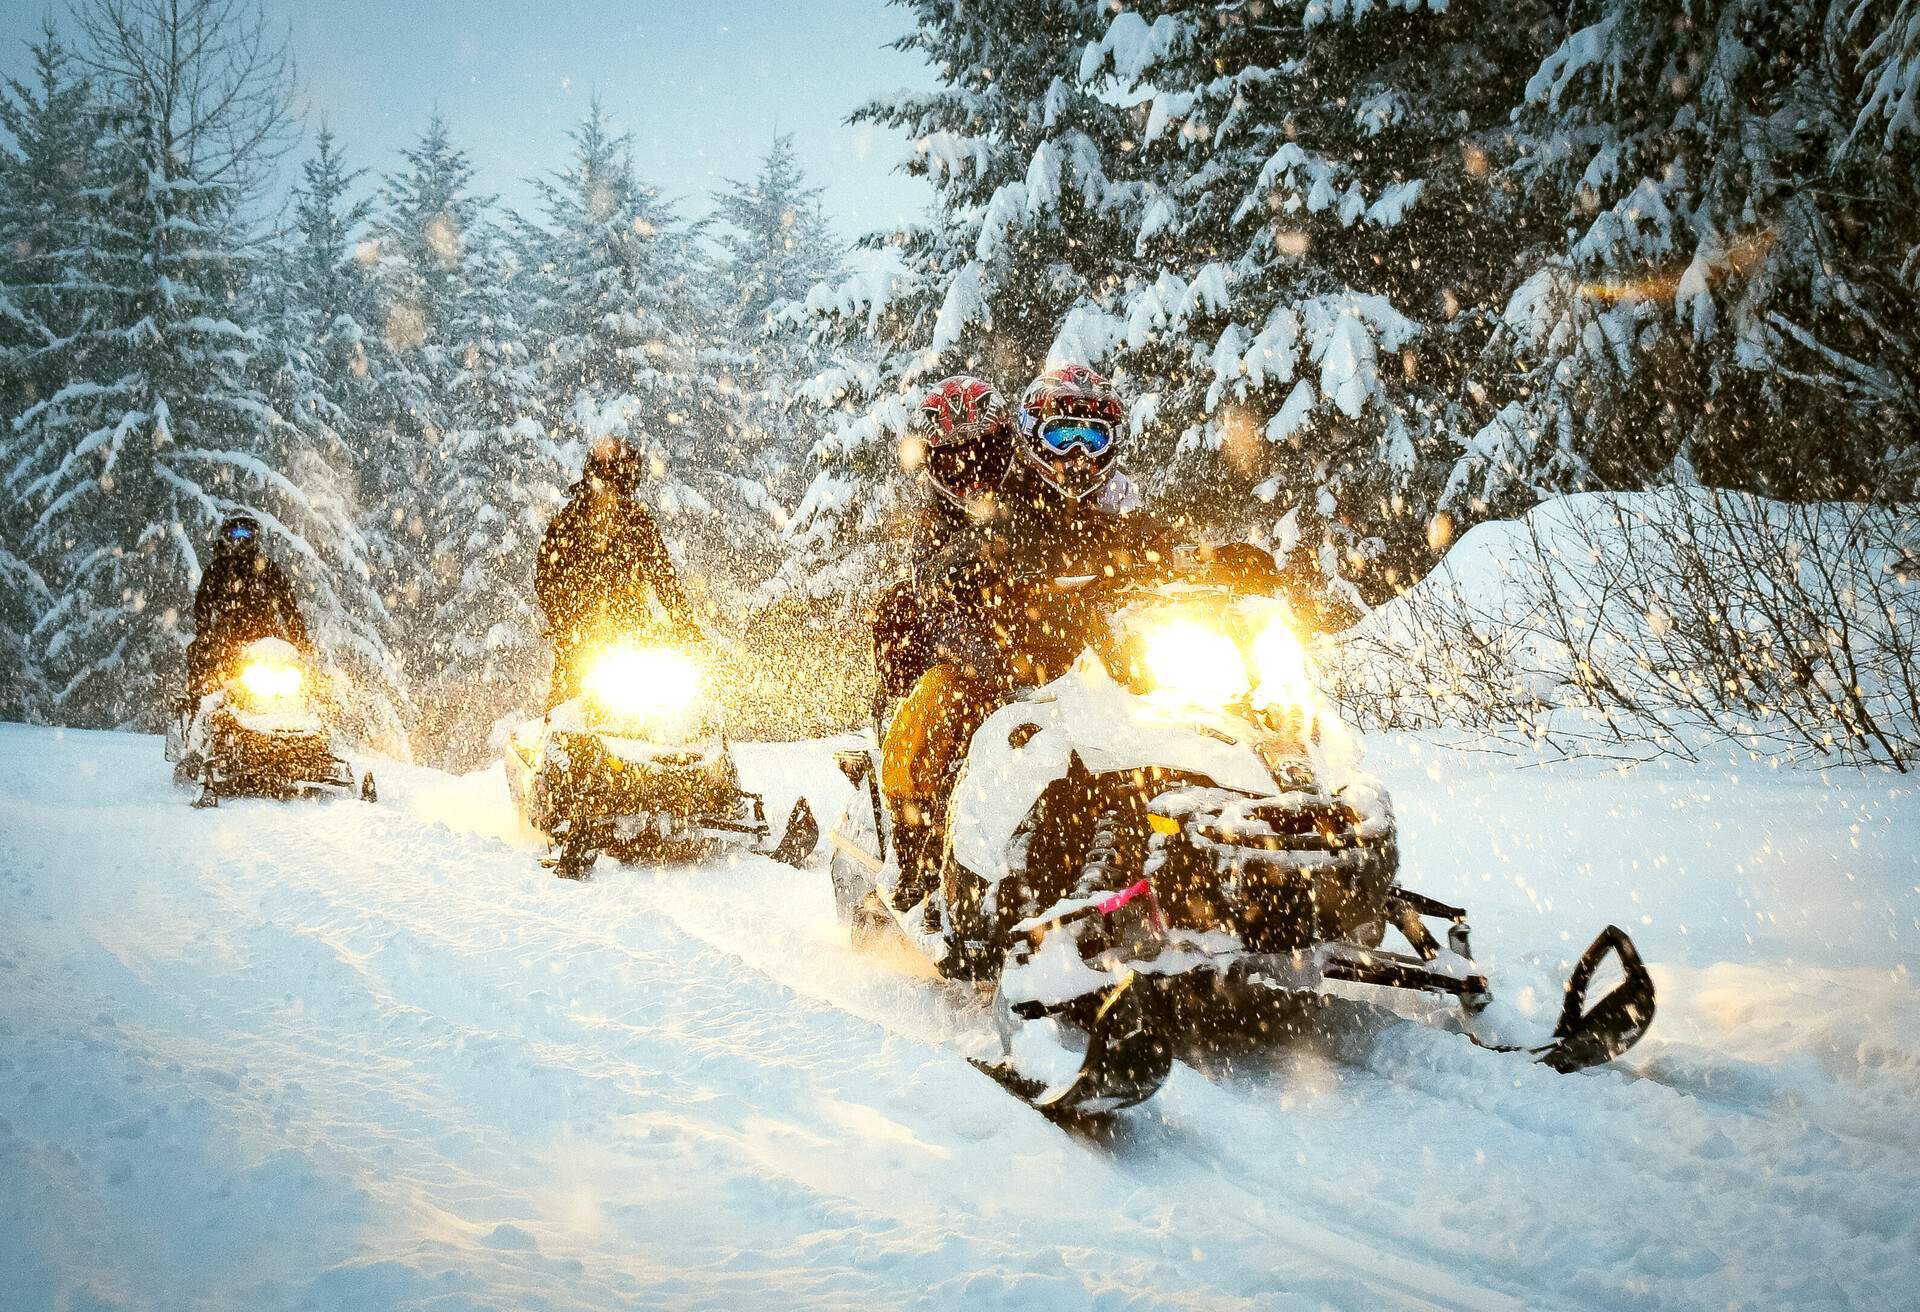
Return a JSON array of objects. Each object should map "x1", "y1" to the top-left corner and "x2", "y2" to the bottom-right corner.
[
  {"x1": 0, "y1": 18, "x2": 96, "y2": 720},
  {"x1": 366, "y1": 116, "x2": 559, "y2": 765},
  {"x1": 768, "y1": 262, "x2": 919, "y2": 609},
  {"x1": 1055, "y1": 2, "x2": 1558, "y2": 608},
  {"x1": 7, "y1": 0, "x2": 348, "y2": 729},
  {"x1": 1455, "y1": 0, "x2": 1920, "y2": 509},
  {"x1": 711, "y1": 133, "x2": 845, "y2": 523},
  {"x1": 252, "y1": 127, "x2": 411, "y2": 751}
]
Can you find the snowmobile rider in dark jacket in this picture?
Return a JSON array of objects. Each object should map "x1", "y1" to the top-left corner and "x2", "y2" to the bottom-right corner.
[
  {"x1": 537, "y1": 436, "x2": 700, "y2": 708},
  {"x1": 880, "y1": 365, "x2": 1178, "y2": 906},
  {"x1": 870, "y1": 375, "x2": 1017, "y2": 712},
  {"x1": 185, "y1": 514, "x2": 311, "y2": 700}
]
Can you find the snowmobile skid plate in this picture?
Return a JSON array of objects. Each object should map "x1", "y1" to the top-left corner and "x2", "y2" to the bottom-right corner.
[
  {"x1": 542, "y1": 796, "x2": 819, "y2": 880},
  {"x1": 973, "y1": 973, "x2": 1174, "y2": 1119}
]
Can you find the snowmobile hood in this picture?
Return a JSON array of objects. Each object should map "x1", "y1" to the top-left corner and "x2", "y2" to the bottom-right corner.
[{"x1": 951, "y1": 653, "x2": 1280, "y2": 885}]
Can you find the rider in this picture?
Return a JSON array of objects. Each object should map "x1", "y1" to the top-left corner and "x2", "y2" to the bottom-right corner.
[
  {"x1": 536, "y1": 435, "x2": 700, "y2": 708},
  {"x1": 871, "y1": 375, "x2": 1015, "y2": 712},
  {"x1": 185, "y1": 514, "x2": 311, "y2": 700},
  {"x1": 881, "y1": 365, "x2": 1169, "y2": 906}
]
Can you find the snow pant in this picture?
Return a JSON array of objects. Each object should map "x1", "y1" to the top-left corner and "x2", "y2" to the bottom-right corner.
[{"x1": 880, "y1": 662, "x2": 999, "y2": 826}]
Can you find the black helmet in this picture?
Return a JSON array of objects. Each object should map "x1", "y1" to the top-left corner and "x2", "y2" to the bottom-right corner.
[
  {"x1": 585, "y1": 436, "x2": 643, "y2": 494},
  {"x1": 214, "y1": 513, "x2": 262, "y2": 553}
]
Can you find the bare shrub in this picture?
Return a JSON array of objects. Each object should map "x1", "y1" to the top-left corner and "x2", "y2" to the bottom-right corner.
[{"x1": 1325, "y1": 491, "x2": 1920, "y2": 768}]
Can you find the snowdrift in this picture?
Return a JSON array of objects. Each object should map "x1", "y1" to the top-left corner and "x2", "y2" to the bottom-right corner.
[
  {"x1": 1326, "y1": 489, "x2": 1920, "y2": 765},
  {"x1": 1, "y1": 722, "x2": 1916, "y2": 1309}
]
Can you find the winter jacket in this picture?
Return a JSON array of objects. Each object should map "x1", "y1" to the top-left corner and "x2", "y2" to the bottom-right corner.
[
  {"x1": 193, "y1": 551, "x2": 309, "y2": 653},
  {"x1": 536, "y1": 483, "x2": 696, "y2": 649},
  {"x1": 911, "y1": 467, "x2": 1176, "y2": 684}
]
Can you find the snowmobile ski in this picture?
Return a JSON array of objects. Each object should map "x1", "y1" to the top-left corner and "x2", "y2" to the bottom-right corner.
[
  {"x1": 763, "y1": 797, "x2": 820, "y2": 867},
  {"x1": 972, "y1": 974, "x2": 1173, "y2": 1119}
]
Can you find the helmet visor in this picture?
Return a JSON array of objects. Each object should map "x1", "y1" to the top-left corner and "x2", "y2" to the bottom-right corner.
[
  {"x1": 927, "y1": 440, "x2": 1009, "y2": 501},
  {"x1": 1036, "y1": 415, "x2": 1116, "y2": 457}
]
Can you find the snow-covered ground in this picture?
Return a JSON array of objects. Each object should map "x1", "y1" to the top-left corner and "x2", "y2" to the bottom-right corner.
[{"x1": 1, "y1": 721, "x2": 1916, "y2": 1311}]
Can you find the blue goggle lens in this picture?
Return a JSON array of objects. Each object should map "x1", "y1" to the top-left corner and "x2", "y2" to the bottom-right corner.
[
  {"x1": 1037, "y1": 419, "x2": 1114, "y2": 455},
  {"x1": 224, "y1": 524, "x2": 255, "y2": 542}
]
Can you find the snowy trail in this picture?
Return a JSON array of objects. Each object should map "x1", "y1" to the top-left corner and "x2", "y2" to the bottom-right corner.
[{"x1": 1, "y1": 724, "x2": 1916, "y2": 1310}]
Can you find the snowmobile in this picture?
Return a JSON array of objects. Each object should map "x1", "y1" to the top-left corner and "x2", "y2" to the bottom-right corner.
[
  {"x1": 505, "y1": 634, "x2": 817, "y2": 878},
  {"x1": 166, "y1": 635, "x2": 377, "y2": 808},
  {"x1": 827, "y1": 558, "x2": 1655, "y2": 1118}
]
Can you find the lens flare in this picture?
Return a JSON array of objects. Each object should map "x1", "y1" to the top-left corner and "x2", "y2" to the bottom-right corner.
[
  {"x1": 238, "y1": 660, "x2": 302, "y2": 702},
  {"x1": 583, "y1": 642, "x2": 701, "y2": 720},
  {"x1": 1251, "y1": 619, "x2": 1315, "y2": 711},
  {"x1": 1141, "y1": 620, "x2": 1248, "y2": 706}
]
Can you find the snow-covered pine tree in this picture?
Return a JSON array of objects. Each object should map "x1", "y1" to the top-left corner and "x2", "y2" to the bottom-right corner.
[
  {"x1": 1061, "y1": 1, "x2": 1559, "y2": 609},
  {"x1": 419, "y1": 223, "x2": 560, "y2": 768},
  {"x1": 250, "y1": 127, "x2": 411, "y2": 752},
  {"x1": 365, "y1": 116, "x2": 559, "y2": 766},
  {"x1": 520, "y1": 100, "x2": 756, "y2": 609},
  {"x1": 767, "y1": 258, "x2": 920, "y2": 609},
  {"x1": 783, "y1": 0, "x2": 1136, "y2": 609},
  {"x1": 1454, "y1": 0, "x2": 1920, "y2": 510},
  {"x1": 711, "y1": 133, "x2": 845, "y2": 519},
  {"x1": 8, "y1": 0, "x2": 392, "y2": 730},
  {"x1": 0, "y1": 18, "x2": 97, "y2": 720}
]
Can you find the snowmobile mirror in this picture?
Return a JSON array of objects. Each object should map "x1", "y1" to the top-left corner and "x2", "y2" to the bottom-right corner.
[{"x1": 1539, "y1": 925, "x2": 1657, "y2": 1074}]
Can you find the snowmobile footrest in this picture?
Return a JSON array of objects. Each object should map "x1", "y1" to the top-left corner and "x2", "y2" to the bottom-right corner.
[{"x1": 1322, "y1": 944, "x2": 1490, "y2": 1000}]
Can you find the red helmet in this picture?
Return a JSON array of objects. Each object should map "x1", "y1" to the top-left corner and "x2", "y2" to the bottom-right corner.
[
  {"x1": 912, "y1": 375, "x2": 1012, "y2": 509},
  {"x1": 1016, "y1": 365, "x2": 1126, "y2": 500}
]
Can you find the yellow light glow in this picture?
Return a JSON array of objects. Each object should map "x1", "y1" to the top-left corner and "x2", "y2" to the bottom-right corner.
[
  {"x1": 582, "y1": 642, "x2": 700, "y2": 720},
  {"x1": 1141, "y1": 619, "x2": 1247, "y2": 706},
  {"x1": 1251, "y1": 620, "x2": 1315, "y2": 711},
  {"x1": 238, "y1": 660, "x2": 303, "y2": 702}
]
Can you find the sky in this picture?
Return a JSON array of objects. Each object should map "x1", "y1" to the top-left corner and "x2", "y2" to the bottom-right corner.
[{"x1": 1, "y1": 0, "x2": 939, "y2": 241}]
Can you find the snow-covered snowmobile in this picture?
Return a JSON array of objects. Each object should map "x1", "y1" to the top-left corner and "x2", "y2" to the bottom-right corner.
[
  {"x1": 166, "y1": 636, "x2": 377, "y2": 808},
  {"x1": 505, "y1": 635, "x2": 817, "y2": 878},
  {"x1": 827, "y1": 560, "x2": 1655, "y2": 1117}
]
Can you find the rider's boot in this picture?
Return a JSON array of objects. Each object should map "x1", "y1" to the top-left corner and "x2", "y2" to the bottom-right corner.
[{"x1": 888, "y1": 800, "x2": 944, "y2": 913}]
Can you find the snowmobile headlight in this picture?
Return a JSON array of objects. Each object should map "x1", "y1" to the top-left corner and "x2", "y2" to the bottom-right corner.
[
  {"x1": 583, "y1": 642, "x2": 701, "y2": 720},
  {"x1": 1139, "y1": 619, "x2": 1249, "y2": 707},
  {"x1": 237, "y1": 660, "x2": 303, "y2": 703},
  {"x1": 1250, "y1": 618, "x2": 1315, "y2": 712}
]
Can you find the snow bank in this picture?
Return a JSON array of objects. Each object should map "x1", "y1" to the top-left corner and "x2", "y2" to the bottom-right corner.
[
  {"x1": 1, "y1": 722, "x2": 1915, "y2": 1310},
  {"x1": 1327, "y1": 490, "x2": 1920, "y2": 765}
]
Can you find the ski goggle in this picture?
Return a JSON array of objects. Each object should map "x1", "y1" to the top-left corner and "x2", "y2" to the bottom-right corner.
[
  {"x1": 221, "y1": 521, "x2": 257, "y2": 544},
  {"x1": 1034, "y1": 415, "x2": 1116, "y2": 457}
]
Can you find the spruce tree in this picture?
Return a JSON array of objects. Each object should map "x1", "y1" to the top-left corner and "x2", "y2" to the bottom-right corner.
[
  {"x1": 367, "y1": 116, "x2": 558, "y2": 765},
  {"x1": 711, "y1": 133, "x2": 845, "y2": 520},
  {"x1": 0, "y1": 19, "x2": 96, "y2": 720},
  {"x1": 8, "y1": 0, "x2": 348, "y2": 729},
  {"x1": 252, "y1": 127, "x2": 411, "y2": 751},
  {"x1": 1455, "y1": 0, "x2": 1920, "y2": 508}
]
